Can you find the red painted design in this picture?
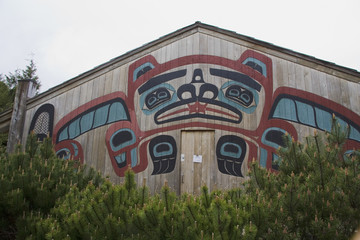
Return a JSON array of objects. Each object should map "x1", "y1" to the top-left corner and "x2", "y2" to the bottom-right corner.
[
  {"x1": 52, "y1": 49, "x2": 360, "y2": 177},
  {"x1": 54, "y1": 140, "x2": 84, "y2": 164}
]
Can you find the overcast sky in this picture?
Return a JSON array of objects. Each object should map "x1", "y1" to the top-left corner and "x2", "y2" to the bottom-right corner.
[{"x1": 0, "y1": 0, "x2": 359, "y2": 92}]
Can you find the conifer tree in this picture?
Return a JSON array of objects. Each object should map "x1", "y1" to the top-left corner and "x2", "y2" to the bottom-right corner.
[
  {"x1": 31, "y1": 170, "x2": 258, "y2": 239},
  {"x1": 0, "y1": 132, "x2": 103, "y2": 239},
  {"x1": 245, "y1": 117, "x2": 360, "y2": 239},
  {"x1": 4, "y1": 117, "x2": 358, "y2": 239}
]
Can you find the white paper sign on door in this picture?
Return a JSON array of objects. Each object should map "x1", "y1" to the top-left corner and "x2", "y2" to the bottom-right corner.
[
  {"x1": 181, "y1": 154, "x2": 185, "y2": 162},
  {"x1": 193, "y1": 155, "x2": 202, "y2": 163}
]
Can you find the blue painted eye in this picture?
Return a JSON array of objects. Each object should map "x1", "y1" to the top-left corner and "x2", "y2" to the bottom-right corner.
[
  {"x1": 157, "y1": 90, "x2": 169, "y2": 99},
  {"x1": 110, "y1": 129, "x2": 136, "y2": 152},
  {"x1": 145, "y1": 87, "x2": 171, "y2": 109},
  {"x1": 240, "y1": 93, "x2": 251, "y2": 103},
  {"x1": 228, "y1": 88, "x2": 240, "y2": 97},
  {"x1": 139, "y1": 83, "x2": 177, "y2": 115},
  {"x1": 225, "y1": 85, "x2": 253, "y2": 106},
  {"x1": 147, "y1": 96, "x2": 157, "y2": 106}
]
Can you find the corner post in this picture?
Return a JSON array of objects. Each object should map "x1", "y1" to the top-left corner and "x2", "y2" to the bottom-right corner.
[{"x1": 7, "y1": 79, "x2": 37, "y2": 153}]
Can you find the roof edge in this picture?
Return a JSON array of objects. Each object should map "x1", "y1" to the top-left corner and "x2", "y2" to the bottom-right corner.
[
  {"x1": 194, "y1": 22, "x2": 360, "y2": 78},
  {"x1": 29, "y1": 21, "x2": 360, "y2": 105}
]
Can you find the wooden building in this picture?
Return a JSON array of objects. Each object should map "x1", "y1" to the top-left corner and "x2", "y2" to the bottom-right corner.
[{"x1": 1, "y1": 22, "x2": 360, "y2": 194}]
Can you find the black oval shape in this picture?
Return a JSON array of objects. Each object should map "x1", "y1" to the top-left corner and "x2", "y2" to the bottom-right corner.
[
  {"x1": 112, "y1": 130, "x2": 133, "y2": 147},
  {"x1": 224, "y1": 144, "x2": 239, "y2": 154},
  {"x1": 265, "y1": 130, "x2": 286, "y2": 147}
]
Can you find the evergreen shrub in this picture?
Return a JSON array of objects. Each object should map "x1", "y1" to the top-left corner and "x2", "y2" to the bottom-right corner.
[{"x1": 1, "y1": 117, "x2": 359, "y2": 239}]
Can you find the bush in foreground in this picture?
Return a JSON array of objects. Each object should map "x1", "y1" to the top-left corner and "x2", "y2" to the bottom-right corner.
[
  {"x1": 0, "y1": 133, "x2": 103, "y2": 239},
  {"x1": 1, "y1": 118, "x2": 359, "y2": 239},
  {"x1": 245, "y1": 117, "x2": 360, "y2": 239}
]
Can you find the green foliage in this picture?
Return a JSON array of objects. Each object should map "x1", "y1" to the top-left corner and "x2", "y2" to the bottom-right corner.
[
  {"x1": 0, "y1": 133, "x2": 8, "y2": 152},
  {"x1": 0, "y1": 133, "x2": 103, "y2": 239},
  {"x1": 27, "y1": 175, "x2": 256, "y2": 239},
  {"x1": 245, "y1": 117, "x2": 360, "y2": 239},
  {"x1": 3, "y1": 59, "x2": 40, "y2": 92},
  {"x1": 1, "y1": 117, "x2": 359, "y2": 239},
  {"x1": 0, "y1": 59, "x2": 40, "y2": 113},
  {"x1": 0, "y1": 81, "x2": 12, "y2": 112}
]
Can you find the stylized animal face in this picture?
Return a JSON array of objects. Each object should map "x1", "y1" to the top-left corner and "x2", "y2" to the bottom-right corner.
[
  {"x1": 127, "y1": 51, "x2": 273, "y2": 133},
  {"x1": 102, "y1": 50, "x2": 275, "y2": 176},
  {"x1": 49, "y1": 50, "x2": 360, "y2": 178}
]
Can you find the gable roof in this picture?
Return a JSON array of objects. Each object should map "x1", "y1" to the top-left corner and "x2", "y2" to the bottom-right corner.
[
  {"x1": 1, "y1": 22, "x2": 359, "y2": 133},
  {"x1": 2, "y1": 22, "x2": 360, "y2": 109},
  {"x1": 34, "y1": 22, "x2": 360, "y2": 102}
]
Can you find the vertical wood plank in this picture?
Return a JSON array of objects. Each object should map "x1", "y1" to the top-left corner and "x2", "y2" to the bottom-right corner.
[
  {"x1": 303, "y1": 67, "x2": 312, "y2": 93},
  {"x1": 193, "y1": 131, "x2": 201, "y2": 194},
  {"x1": 318, "y1": 72, "x2": 328, "y2": 99},
  {"x1": 104, "y1": 71, "x2": 114, "y2": 95},
  {"x1": 348, "y1": 81, "x2": 360, "y2": 116},
  {"x1": 339, "y1": 78, "x2": 351, "y2": 109},
  {"x1": 326, "y1": 74, "x2": 341, "y2": 103}
]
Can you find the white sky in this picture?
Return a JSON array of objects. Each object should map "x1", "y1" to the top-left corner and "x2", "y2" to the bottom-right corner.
[{"x1": 0, "y1": 0, "x2": 359, "y2": 92}]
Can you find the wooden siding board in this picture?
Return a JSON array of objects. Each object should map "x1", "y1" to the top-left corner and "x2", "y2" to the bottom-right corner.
[
  {"x1": 318, "y1": 72, "x2": 329, "y2": 99},
  {"x1": 22, "y1": 23, "x2": 360, "y2": 114},
  {"x1": 339, "y1": 79, "x2": 351, "y2": 109},
  {"x1": 7, "y1": 23, "x2": 359, "y2": 196},
  {"x1": 326, "y1": 74, "x2": 341, "y2": 103},
  {"x1": 303, "y1": 67, "x2": 313, "y2": 93},
  {"x1": 348, "y1": 82, "x2": 360, "y2": 116}
]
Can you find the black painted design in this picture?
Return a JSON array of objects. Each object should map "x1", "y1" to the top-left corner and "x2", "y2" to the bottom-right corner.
[
  {"x1": 154, "y1": 100, "x2": 243, "y2": 124},
  {"x1": 152, "y1": 76, "x2": 243, "y2": 124},
  {"x1": 149, "y1": 135, "x2": 177, "y2": 175},
  {"x1": 216, "y1": 135, "x2": 247, "y2": 177},
  {"x1": 56, "y1": 98, "x2": 130, "y2": 143},
  {"x1": 112, "y1": 130, "x2": 133, "y2": 148},
  {"x1": 225, "y1": 85, "x2": 253, "y2": 107},
  {"x1": 136, "y1": 66, "x2": 153, "y2": 80},
  {"x1": 191, "y1": 69, "x2": 205, "y2": 83},
  {"x1": 116, "y1": 153, "x2": 127, "y2": 169},
  {"x1": 209, "y1": 68, "x2": 262, "y2": 92},
  {"x1": 269, "y1": 94, "x2": 360, "y2": 143},
  {"x1": 145, "y1": 87, "x2": 172, "y2": 110},
  {"x1": 244, "y1": 61, "x2": 264, "y2": 75},
  {"x1": 137, "y1": 65, "x2": 266, "y2": 125},
  {"x1": 29, "y1": 103, "x2": 55, "y2": 141},
  {"x1": 265, "y1": 130, "x2": 286, "y2": 148},
  {"x1": 138, "y1": 70, "x2": 187, "y2": 94}
]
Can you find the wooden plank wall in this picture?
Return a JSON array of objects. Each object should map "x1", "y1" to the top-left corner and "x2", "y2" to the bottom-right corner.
[{"x1": 21, "y1": 31, "x2": 360, "y2": 194}]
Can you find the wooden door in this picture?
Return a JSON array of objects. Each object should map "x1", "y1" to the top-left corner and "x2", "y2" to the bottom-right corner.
[{"x1": 180, "y1": 130, "x2": 215, "y2": 195}]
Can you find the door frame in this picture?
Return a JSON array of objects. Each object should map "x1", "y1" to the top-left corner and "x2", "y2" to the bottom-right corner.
[{"x1": 179, "y1": 130, "x2": 215, "y2": 195}]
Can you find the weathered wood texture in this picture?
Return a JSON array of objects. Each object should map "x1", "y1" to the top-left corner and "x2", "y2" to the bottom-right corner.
[
  {"x1": 12, "y1": 25, "x2": 360, "y2": 194},
  {"x1": 7, "y1": 80, "x2": 37, "y2": 153},
  {"x1": 180, "y1": 130, "x2": 215, "y2": 195}
]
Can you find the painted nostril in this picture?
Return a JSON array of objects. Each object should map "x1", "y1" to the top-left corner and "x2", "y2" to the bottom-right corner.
[
  {"x1": 199, "y1": 83, "x2": 219, "y2": 100},
  {"x1": 177, "y1": 84, "x2": 196, "y2": 100}
]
